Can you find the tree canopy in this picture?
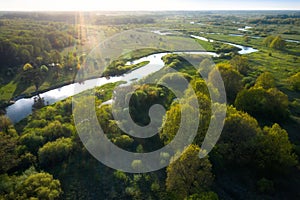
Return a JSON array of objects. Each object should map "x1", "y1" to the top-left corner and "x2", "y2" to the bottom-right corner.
[{"x1": 166, "y1": 144, "x2": 214, "y2": 199}]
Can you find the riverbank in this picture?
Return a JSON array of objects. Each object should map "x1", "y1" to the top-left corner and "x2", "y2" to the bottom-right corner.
[{"x1": 0, "y1": 48, "x2": 168, "y2": 111}]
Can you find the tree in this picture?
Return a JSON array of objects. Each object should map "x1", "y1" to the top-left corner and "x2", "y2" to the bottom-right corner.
[
  {"x1": 159, "y1": 104, "x2": 181, "y2": 145},
  {"x1": 215, "y1": 106, "x2": 261, "y2": 165},
  {"x1": 209, "y1": 63, "x2": 243, "y2": 103},
  {"x1": 54, "y1": 63, "x2": 63, "y2": 78},
  {"x1": 263, "y1": 35, "x2": 275, "y2": 47},
  {"x1": 166, "y1": 145, "x2": 214, "y2": 200},
  {"x1": 0, "y1": 39, "x2": 18, "y2": 65},
  {"x1": 112, "y1": 135, "x2": 134, "y2": 149},
  {"x1": 0, "y1": 132, "x2": 20, "y2": 173},
  {"x1": 19, "y1": 131, "x2": 45, "y2": 154},
  {"x1": 22, "y1": 63, "x2": 48, "y2": 91},
  {"x1": 253, "y1": 124, "x2": 298, "y2": 174},
  {"x1": 0, "y1": 115, "x2": 13, "y2": 134},
  {"x1": 16, "y1": 172, "x2": 62, "y2": 200},
  {"x1": 230, "y1": 55, "x2": 249, "y2": 75},
  {"x1": 23, "y1": 63, "x2": 33, "y2": 71},
  {"x1": 254, "y1": 72, "x2": 275, "y2": 89},
  {"x1": 270, "y1": 35, "x2": 285, "y2": 50},
  {"x1": 263, "y1": 35, "x2": 285, "y2": 50},
  {"x1": 32, "y1": 95, "x2": 46, "y2": 111},
  {"x1": 243, "y1": 35, "x2": 250, "y2": 43},
  {"x1": 198, "y1": 58, "x2": 214, "y2": 78},
  {"x1": 40, "y1": 65, "x2": 49, "y2": 73},
  {"x1": 38, "y1": 137, "x2": 73, "y2": 167},
  {"x1": 39, "y1": 120, "x2": 73, "y2": 142},
  {"x1": 235, "y1": 87, "x2": 289, "y2": 122},
  {"x1": 266, "y1": 88, "x2": 289, "y2": 120}
]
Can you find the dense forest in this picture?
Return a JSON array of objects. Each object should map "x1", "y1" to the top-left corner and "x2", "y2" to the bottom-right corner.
[{"x1": 0, "y1": 11, "x2": 300, "y2": 200}]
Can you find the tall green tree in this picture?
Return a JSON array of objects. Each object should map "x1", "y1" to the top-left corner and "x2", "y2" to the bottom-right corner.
[
  {"x1": 230, "y1": 55, "x2": 249, "y2": 75},
  {"x1": 38, "y1": 137, "x2": 73, "y2": 168},
  {"x1": 253, "y1": 124, "x2": 298, "y2": 174},
  {"x1": 235, "y1": 87, "x2": 289, "y2": 122},
  {"x1": 209, "y1": 63, "x2": 243, "y2": 103},
  {"x1": 254, "y1": 72, "x2": 275, "y2": 89},
  {"x1": 166, "y1": 144, "x2": 214, "y2": 200},
  {"x1": 215, "y1": 106, "x2": 261, "y2": 165},
  {"x1": 270, "y1": 35, "x2": 285, "y2": 50}
]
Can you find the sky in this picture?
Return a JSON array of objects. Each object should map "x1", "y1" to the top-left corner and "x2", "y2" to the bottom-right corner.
[{"x1": 0, "y1": 0, "x2": 299, "y2": 11}]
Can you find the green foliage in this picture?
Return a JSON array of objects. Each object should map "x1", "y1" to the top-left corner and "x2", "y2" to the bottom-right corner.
[
  {"x1": 0, "y1": 132, "x2": 20, "y2": 173},
  {"x1": 230, "y1": 55, "x2": 249, "y2": 75},
  {"x1": 39, "y1": 120, "x2": 73, "y2": 142},
  {"x1": 0, "y1": 115, "x2": 13, "y2": 134},
  {"x1": 40, "y1": 65, "x2": 49, "y2": 73},
  {"x1": 17, "y1": 172, "x2": 62, "y2": 200},
  {"x1": 1, "y1": 12, "x2": 300, "y2": 200},
  {"x1": 215, "y1": 106, "x2": 261, "y2": 165},
  {"x1": 263, "y1": 35, "x2": 275, "y2": 47},
  {"x1": 159, "y1": 103, "x2": 181, "y2": 145},
  {"x1": 38, "y1": 137, "x2": 73, "y2": 168},
  {"x1": 254, "y1": 72, "x2": 275, "y2": 89},
  {"x1": 103, "y1": 59, "x2": 150, "y2": 77},
  {"x1": 263, "y1": 35, "x2": 285, "y2": 50},
  {"x1": 22, "y1": 62, "x2": 49, "y2": 91},
  {"x1": 121, "y1": 84, "x2": 173, "y2": 126},
  {"x1": 198, "y1": 58, "x2": 214, "y2": 78},
  {"x1": 253, "y1": 123, "x2": 298, "y2": 173},
  {"x1": 185, "y1": 192, "x2": 219, "y2": 200},
  {"x1": 289, "y1": 72, "x2": 300, "y2": 91},
  {"x1": 131, "y1": 160, "x2": 144, "y2": 172},
  {"x1": 162, "y1": 54, "x2": 197, "y2": 74},
  {"x1": 166, "y1": 145, "x2": 214, "y2": 200},
  {"x1": 215, "y1": 43, "x2": 240, "y2": 54},
  {"x1": 19, "y1": 132, "x2": 45, "y2": 154},
  {"x1": 158, "y1": 72, "x2": 192, "y2": 95},
  {"x1": 209, "y1": 62, "x2": 243, "y2": 103},
  {"x1": 0, "y1": 167, "x2": 62, "y2": 200},
  {"x1": 23, "y1": 63, "x2": 33, "y2": 71},
  {"x1": 235, "y1": 87, "x2": 289, "y2": 122},
  {"x1": 112, "y1": 135, "x2": 134, "y2": 149},
  {"x1": 270, "y1": 36, "x2": 285, "y2": 50}
]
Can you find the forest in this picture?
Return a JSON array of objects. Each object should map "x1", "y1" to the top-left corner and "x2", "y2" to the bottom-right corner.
[{"x1": 0, "y1": 10, "x2": 300, "y2": 200}]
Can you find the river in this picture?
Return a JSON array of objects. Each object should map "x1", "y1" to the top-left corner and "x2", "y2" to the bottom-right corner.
[
  {"x1": 6, "y1": 36, "x2": 259, "y2": 123},
  {"x1": 190, "y1": 35, "x2": 258, "y2": 54}
]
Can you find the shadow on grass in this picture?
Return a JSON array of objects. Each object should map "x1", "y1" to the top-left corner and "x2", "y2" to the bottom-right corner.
[{"x1": 13, "y1": 80, "x2": 31, "y2": 97}]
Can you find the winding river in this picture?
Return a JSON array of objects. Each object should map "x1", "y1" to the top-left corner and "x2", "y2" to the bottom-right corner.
[{"x1": 6, "y1": 36, "x2": 259, "y2": 123}]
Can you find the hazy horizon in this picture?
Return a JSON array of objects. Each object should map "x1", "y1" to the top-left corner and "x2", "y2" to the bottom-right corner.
[{"x1": 0, "y1": 0, "x2": 299, "y2": 12}]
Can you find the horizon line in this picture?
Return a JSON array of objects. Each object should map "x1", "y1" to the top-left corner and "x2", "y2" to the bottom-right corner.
[{"x1": 0, "y1": 9, "x2": 300, "y2": 12}]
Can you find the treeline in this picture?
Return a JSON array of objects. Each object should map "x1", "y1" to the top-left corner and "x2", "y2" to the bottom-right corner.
[
  {"x1": 0, "y1": 19, "x2": 77, "y2": 65},
  {"x1": 248, "y1": 14, "x2": 300, "y2": 25},
  {"x1": 95, "y1": 15, "x2": 155, "y2": 25},
  {"x1": 0, "y1": 12, "x2": 79, "y2": 23}
]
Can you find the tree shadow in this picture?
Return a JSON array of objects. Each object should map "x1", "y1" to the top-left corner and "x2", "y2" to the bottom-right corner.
[{"x1": 13, "y1": 79, "x2": 31, "y2": 97}]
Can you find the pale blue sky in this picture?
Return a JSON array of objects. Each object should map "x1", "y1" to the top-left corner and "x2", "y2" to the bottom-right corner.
[{"x1": 0, "y1": 0, "x2": 299, "y2": 11}]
